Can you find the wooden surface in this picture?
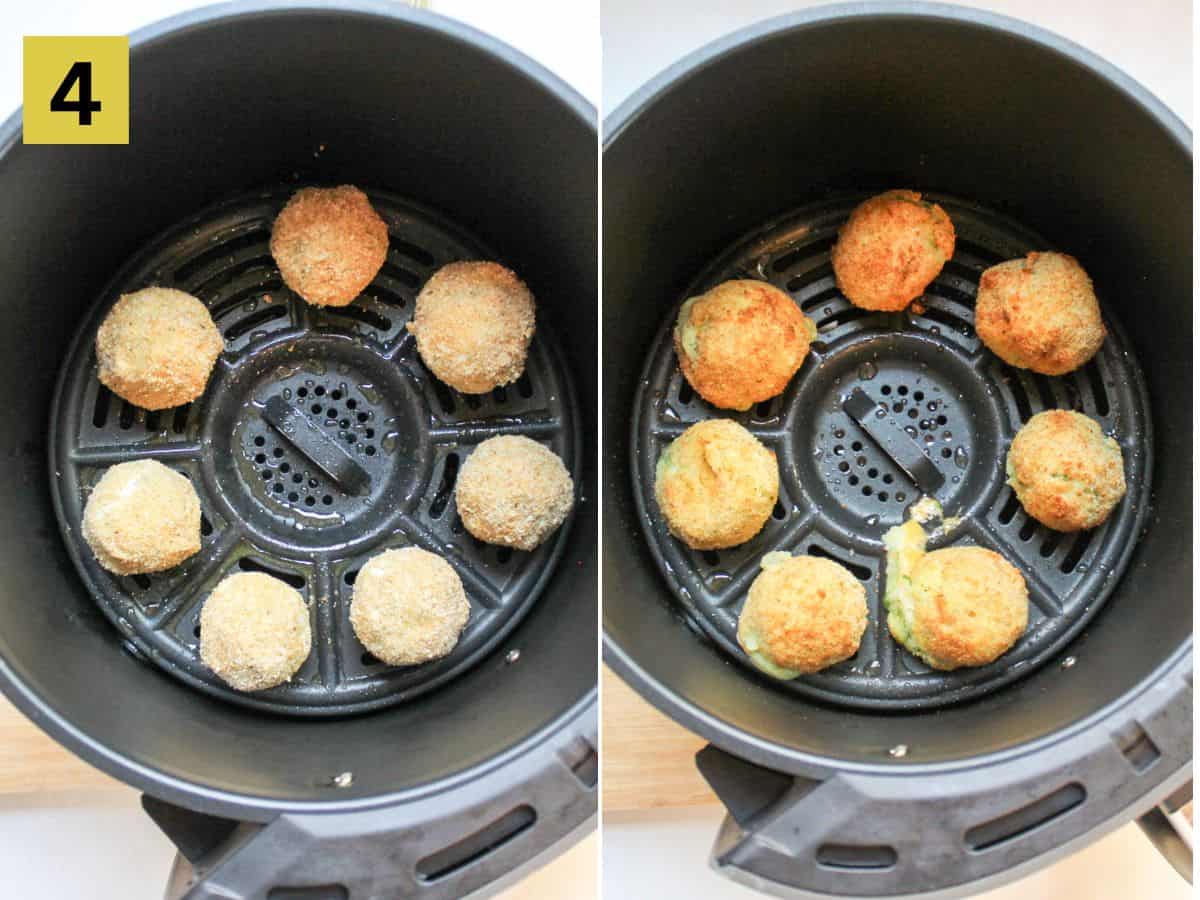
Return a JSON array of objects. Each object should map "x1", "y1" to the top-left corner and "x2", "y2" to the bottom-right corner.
[
  {"x1": 0, "y1": 696, "x2": 119, "y2": 795},
  {"x1": 601, "y1": 667, "x2": 715, "y2": 811}
]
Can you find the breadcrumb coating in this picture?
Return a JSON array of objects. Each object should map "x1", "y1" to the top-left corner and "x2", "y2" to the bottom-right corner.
[
  {"x1": 737, "y1": 554, "x2": 868, "y2": 677},
  {"x1": 1007, "y1": 410, "x2": 1125, "y2": 531},
  {"x1": 975, "y1": 252, "x2": 1105, "y2": 375},
  {"x1": 673, "y1": 280, "x2": 816, "y2": 411},
  {"x1": 270, "y1": 185, "x2": 389, "y2": 308},
  {"x1": 350, "y1": 547, "x2": 470, "y2": 666},
  {"x1": 95, "y1": 287, "x2": 223, "y2": 410},
  {"x1": 82, "y1": 460, "x2": 202, "y2": 575},
  {"x1": 200, "y1": 571, "x2": 311, "y2": 692},
  {"x1": 408, "y1": 261, "x2": 535, "y2": 394},
  {"x1": 832, "y1": 190, "x2": 955, "y2": 311},
  {"x1": 654, "y1": 419, "x2": 778, "y2": 550},
  {"x1": 455, "y1": 436, "x2": 573, "y2": 551}
]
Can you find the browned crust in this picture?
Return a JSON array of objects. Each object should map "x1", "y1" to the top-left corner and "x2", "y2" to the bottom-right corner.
[
  {"x1": 831, "y1": 189, "x2": 955, "y2": 311},
  {"x1": 975, "y1": 252, "x2": 1106, "y2": 375},
  {"x1": 673, "y1": 280, "x2": 815, "y2": 411},
  {"x1": 269, "y1": 185, "x2": 389, "y2": 307}
]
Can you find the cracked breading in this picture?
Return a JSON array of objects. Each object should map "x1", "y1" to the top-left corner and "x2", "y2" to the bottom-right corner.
[
  {"x1": 269, "y1": 185, "x2": 389, "y2": 307},
  {"x1": 81, "y1": 460, "x2": 202, "y2": 575},
  {"x1": 673, "y1": 280, "x2": 817, "y2": 411},
  {"x1": 883, "y1": 520, "x2": 1027, "y2": 671},
  {"x1": 975, "y1": 252, "x2": 1105, "y2": 375},
  {"x1": 200, "y1": 571, "x2": 311, "y2": 692},
  {"x1": 349, "y1": 547, "x2": 470, "y2": 666},
  {"x1": 1007, "y1": 409, "x2": 1125, "y2": 531},
  {"x1": 455, "y1": 435, "x2": 573, "y2": 551},
  {"x1": 737, "y1": 553, "x2": 868, "y2": 678},
  {"x1": 408, "y1": 261, "x2": 535, "y2": 394},
  {"x1": 831, "y1": 190, "x2": 955, "y2": 311},
  {"x1": 654, "y1": 419, "x2": 778, "y2": 550},
  {"x1": 95, "y1": 287, "x2": 223, "y2": 410}
]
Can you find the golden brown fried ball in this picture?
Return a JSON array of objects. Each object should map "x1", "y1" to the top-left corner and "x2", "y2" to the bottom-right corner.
[
  {"x1": 455, "y1": 436, "x2": 573, "y2": 551},
  {"x1": 654, "y1": 419, "x2": 778, "y2": 550},
  {"x1": 884, "y1": 520, "x2": 1027, "y2": 671},
  {"x1": 200, "y1": 572, "x2": 312, "y2": 692},
  {"x1": 975, "y1": 252, "x2": 1106, "y2": 375},
  {"x1": 269, "y1": 185, "x2": 389, "y2": 308},
  {"x1": 82, "y1": 460, "x2": 202, "y2": 576},
  {"x1": 350, "y1": 547, "x2": 470, "y2": 666},
  {"x1": 95, "y1": 287, "x2": 223, "y2": 410},
  {"x1": 1007, "y1": 410, "x2": 1125, "y2": 531},
  {"x1": 673, "y1": 280, "x2": 816, "y2": 411},
  {"x1": 832, "y1": 190, "x2": 955, "y2": 311},
  {"x1": 408, "y1": 261, "x2": 536, "y2": 394},
  {"x1": 737, "y1": 553, "x2": 868, "y2": 678}
]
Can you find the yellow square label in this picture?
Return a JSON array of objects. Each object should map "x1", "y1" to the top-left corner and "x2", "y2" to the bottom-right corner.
[{"x1": 23, "y1": 36, "x2": 129, "y2": 144}]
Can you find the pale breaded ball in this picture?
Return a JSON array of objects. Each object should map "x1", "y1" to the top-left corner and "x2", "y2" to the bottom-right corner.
[
  {"x1": 673, "y1": 280, "x2": 817, "y2": 411},
  {"x1": 654, "y1": 419, "x2": 778, "y2": 550},
  {"x1": 975, "y1": 252, "x2": 1106, "y2": 375},
  {"x1": 737, "y1": 552, "x2": 868, "y2": 678},
  {"x1": 269, "y1": 185, "x2": 389, "y2": 307},
  {"x1": 95, "y1": 287, "x2": 223, "y2": 410},
  {"x1": 200, "y1": 572, "x2": 311, "y2": 692},
  {"x1": 1007, "y1": 410, "x2": 1126, "y2": 531},
  {"x1": 884, "y1": 519, "x2": 1027, "y2": 671},
  {"x1": 82, "y1": 460, "x2": 202, "y2": 576},
  {"x1": 350, "y1": 547, "x2": 470, "y2": 666},
  {"x1": 832, "y1": 190, "x2": 955, "y2": 311},
  {"x1": 408, "y1": 261, "x2": 536, "y2": 394},
  {"x1": 455, "y1": 436, "x2": 573, "y2": 550}
]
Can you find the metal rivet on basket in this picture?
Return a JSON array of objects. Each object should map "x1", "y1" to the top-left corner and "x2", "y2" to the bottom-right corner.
[
  {"x1": 888, "y1": 744, "x2": 909, "y2": 759},
  {"x1": 505, "y1": 649, "x2": 521, "y2": 664},
  {"x1": 1061, "y1": 656, "x2": 1077, "y2": 669},
  {"x1": 330, "y1": 771, "x2": 354, "y2": 788}
]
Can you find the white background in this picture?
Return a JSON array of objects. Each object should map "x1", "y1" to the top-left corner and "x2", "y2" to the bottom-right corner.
[
  {"x1": 0, "y1": 2, "x2": 596, "y2": 899},
  {"x1": 601, "y1": 1, "x2": 1191, "y2": 899}
]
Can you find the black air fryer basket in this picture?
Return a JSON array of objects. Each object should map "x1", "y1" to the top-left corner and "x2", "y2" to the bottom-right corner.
[
  {"x1": 0, "y1": 3, "x2": 597, "y2": 898},
  {"x1": 603, "y1": 5, "x2": 1190, "y2": 897}
]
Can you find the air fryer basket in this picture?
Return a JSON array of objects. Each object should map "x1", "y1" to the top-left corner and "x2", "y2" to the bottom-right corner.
[
  {"x1": 603, "y1": 4, "x2": 1190, "y2": 898},
  {"x1": 0, "y1": 3, "x2": 596, "y2": 898}
]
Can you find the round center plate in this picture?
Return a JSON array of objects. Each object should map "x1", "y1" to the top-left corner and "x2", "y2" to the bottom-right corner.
[
  {"x1": 50, "y1": 186, "x2": 579, "y2": 717},
  {"x1": 631, "y1": 193, "x2": 1152, "y2": 710}
]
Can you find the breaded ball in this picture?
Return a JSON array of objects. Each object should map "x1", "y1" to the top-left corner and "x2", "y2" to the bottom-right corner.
[
  {"x1": 654, "y1": 419, "x2": 778, "y2": 550},
  {"x1": 975, "y1": 252, "x2": 1106, "y2": 375},
  {"x1": 95, "y1": 287, "x2": 223, "y2": 410},
  {"x1": 832, "y1": 190, "x2": 955, "y2": 311},
  {"x1": 82, "y1": 460, "x2": 202, "y2": 575},
  {"x1": 673, "y1": 280, "x2": 817, "y2": 411},
  {"x1": 200, "y1": 572, "x2": 311, "y2": 692},
  {"x1": 737, "y1": 552, "x2": 868, "y2": 678},
  {"x1": 269, "y1": 185, "x2": 389, "y2": 307},
  {"x1": 1007, "y1": 410, "x2": 1125, "y2": 531},
  {"x1": 350, "y1": 547, "x2": 470, "y2": 666},
  {"x1": 455, "y1": 436, "x2": 573, "y2": 550},
  {"x1": 408, "y1": 261, "x2": 536, "y2": 394},
  {"x1": 884, "y1": 521, "x2": 1027, "y2": 670}
]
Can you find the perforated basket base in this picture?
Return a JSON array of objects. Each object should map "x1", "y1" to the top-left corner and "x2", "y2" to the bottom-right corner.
[
  {"x1": 631, "y1": 193, "x2": 1152, "y2": 711},
  {"x1": 50, "y1": 185, "x2": 579, "y2": 717}
]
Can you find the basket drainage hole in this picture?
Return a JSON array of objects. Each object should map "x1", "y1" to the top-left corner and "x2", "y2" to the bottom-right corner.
[
  {"x1": 357, "y1": 412, "x2": 369, "y2": 423},
  {"x1": 305, "y1": 496, "x2": 316, "y2": 506},
  {"x1": 365, "y1": 428, "x2": 375, "y2": 438},
  {"x1": 344, "y1": 570, "x2": 357, "y2": 585},
  {"x1": 193, "y1": 624, "x2": 201, "y2": 639},
  {"x1": 254, "y1": 436, "x2": 265, "y2": 447},
  {"x1": 878, "y1": 491, "x2": 889, "y2": 502},
  {"x1": 288, "y1": 492, "x2": 299, "y2": 502},
  {"x1": 339, "y1": 419, "x2": 350, "y2": 428},
  {"x1": 772, "y1": 501, "x2": 786, "y2": 520},
  {"x1": 273, "y1": 447, "x2": 283, "y2": 458},
  {"x1": 849, "y1": 475, "x2": 859, "y2": 486},
  {"x1": 293, "y1": 473, "x2": 303, "y2": 483},
  {"x1": 331, "y1": 390, "x2": 342, "y2": 400},
  {"x1": 937, "y1": 415, "x2": 947, "y2": 425},
  {"x1": 913, "y1": 391, "x2": 924, "y2": 401},
  {"x1": 882, "y1": 473, "x2": 893, "y2": 484},
  {"x1": 255, "y1": 453, "x2": 266, "y2": 463},
  {"x1": 365, "y1": 446, "x2": 377, "y2": 456},
  {"x1": 897, "y1": 386, "x2": 908, "y2": 396},
  {"x1": 315, "y1": 386, "x2": 325, "y2": 396},
  {"x1": 701, "y1": 550, "x2": 720, "y2": 566},
  {"x1": 322, "y1": 495, "x2": 333, "y2": 505},
  {"x1": 261, "y1": 470, "x2": 273, "y2": 480},
  {"x1": 862, "y1": 486, "x2": 873, "y2": 496},
  {"x1": 867, "y1": 468, "x2": 878, "y2": 478},
  {"x1": 361, "y1": 651, "x2": 381, "y2": 666},
  {"x1": 941, "y1": 447, "x2": 952, "y2": 459},
  {"x1": 896, "y1": 492, "x2": 906, "y2": 502},
  {"x1": 851, "y1": 441, "x2": 862, "y2": 452},
  {"x1": 907, "y1": 408, "x2": 918, "y2": 419},
  {"x1": 298, "y1": 387, "x2": 308, "y2": 397},
  {"x1": 280, "y1": 462, "x2": 291, "y2": 473},
  {"x1": 838, "y1": 462, "x2": 850, "y2": 473},
  {"x1": 881, "y1": 385, "x2": 892, "y2": 395},
  {"x1": 273, "y1": 482, "x2": 284, "y2": 493},
  {"x1": 311, "y1": 404, "x2": 322, "y2": 414},
  {"x1": 346, "y1": 398, "x2": 357, "y2": 409},
  {"x1": 855, "y1": 456, "x2": 867, "y2": 466}
]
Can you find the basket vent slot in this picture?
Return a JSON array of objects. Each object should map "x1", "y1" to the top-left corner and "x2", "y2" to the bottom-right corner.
[
  {"x1": 1114, "y1": 723, "x2": 1161, "y2": 774},
  {"x1": 560, "y1": 735, "x2": 598, "y2": 789},
  {"x1": 816, "y1": 844, "x2": 898, "y2": 871},
  {"x1": 429, "y1": 453, "x2": 459, "y2": 519},
  {"x1": 237, "y1": 556, "x2": 305, "y2": 589},
  {"x1": 1084, "y1": 359, "x2": 1111, "y2": 416},
  {"x1": 267, "y1": 887, "x2": 348, "y2": 900},
  {"x1": 807, "y1": 545, "x2": 870, "y2": 582},
  {"x1": 965, "y1": 783, "x2": 1085, "y2": 851},
  {"x1": 226, "y1": 305, "x2": 287, "y2": 340},
  {"x1": 416, "y1": 805, "x2": 536, "y2": 883}
]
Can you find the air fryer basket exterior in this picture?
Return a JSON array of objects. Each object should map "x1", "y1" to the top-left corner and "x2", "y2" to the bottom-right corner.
[
  {"x1": 603, "y1": 3, "x2": 1190, "y2": 896},
  {"x1": 0, "y1": 2, "x2": 596, "y2": 896}
]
